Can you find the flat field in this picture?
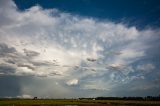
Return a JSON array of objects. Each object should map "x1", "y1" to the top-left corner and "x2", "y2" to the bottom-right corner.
[{"x1": 0, "y1": 99, "x2": 160, "y2": 106}]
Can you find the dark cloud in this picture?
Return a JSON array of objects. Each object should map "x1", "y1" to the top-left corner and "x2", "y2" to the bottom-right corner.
[
  {"x1": 0, "y1": 43, "x2": 16, "y2": 56},
  {"x1": 17, "y1": 64, "x2": 35, "y2": 70},
  {"x1": 0, "y1": 63, "x2": 16, "y2": 75},
  {"x1": 30, "y1": 61, "x2": 53, "y2": 67},
  {"x1": 5, "y1": 59, "x2": 16, "y2": 64},
  {"x1": 23, "y1": 49, "x2": 40, "y2": 57},
  {"x1": 86, "y1": 58, "x2": 97, "y2": 62}
]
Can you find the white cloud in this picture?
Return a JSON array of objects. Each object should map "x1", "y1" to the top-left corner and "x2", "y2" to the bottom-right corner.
[
  {"x1": 137, "y1": 63, "x2": 155, "y2": 72},
  {"x1": 120, "y1": 49, "x2": 144, "y2": 60},
  {"x1": 66, "y1": 79, "x2": 79, "y2": 86},
  {"x1": 17, "y1": 94, "x2": 33, "y2": 99},
  {"x1": 17, "y1": 67, "x2": 34, "y2": 75}
]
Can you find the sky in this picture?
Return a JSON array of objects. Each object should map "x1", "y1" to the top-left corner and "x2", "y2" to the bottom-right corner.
[{"x1": 0, "y1": 0, "x2": 160, "y2": 98}]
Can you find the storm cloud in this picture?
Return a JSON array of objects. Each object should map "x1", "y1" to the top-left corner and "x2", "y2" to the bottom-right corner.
[{"x1": 0, "y1": 0, "x2": 160, "y2": 98}]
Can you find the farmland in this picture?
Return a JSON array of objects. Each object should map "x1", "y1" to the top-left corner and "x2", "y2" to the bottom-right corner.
[{"x1": 0, "y1": 99, "x2": 160, "y2": 106}]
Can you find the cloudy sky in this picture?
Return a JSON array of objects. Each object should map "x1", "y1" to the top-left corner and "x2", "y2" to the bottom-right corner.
[{"x1": 0, "y1": 0, "x2": 160, "y2": 98}]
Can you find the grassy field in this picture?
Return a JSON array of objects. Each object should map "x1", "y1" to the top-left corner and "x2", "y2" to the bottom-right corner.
[{"x1": 0, "y1": 99, "x2": 160, "y2": 106}]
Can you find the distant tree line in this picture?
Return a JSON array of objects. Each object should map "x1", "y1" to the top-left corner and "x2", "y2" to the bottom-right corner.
[{"x1": 95, "y1": 95, "x2": 160, "y2": 101}]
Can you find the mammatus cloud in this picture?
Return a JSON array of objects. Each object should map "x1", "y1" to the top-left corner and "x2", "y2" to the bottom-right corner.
[{"x1": 0, "y1": 0, "x2": 160, "y2": 98}]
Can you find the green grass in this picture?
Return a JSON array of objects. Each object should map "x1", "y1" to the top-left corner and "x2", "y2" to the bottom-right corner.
[{"x1": 0, "y1": 99, "x2": 160, "y2": 106}]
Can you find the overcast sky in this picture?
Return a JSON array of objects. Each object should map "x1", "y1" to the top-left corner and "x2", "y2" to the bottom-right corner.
[{"x1": 0, "y1": 0, "x2": 160, "y2": 98}]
